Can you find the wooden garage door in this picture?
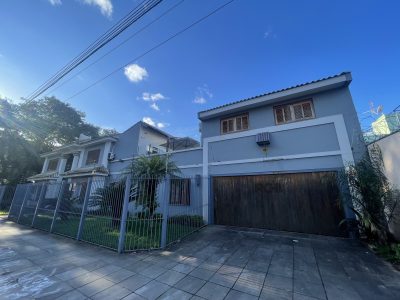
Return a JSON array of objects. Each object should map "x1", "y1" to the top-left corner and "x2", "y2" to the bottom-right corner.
[{"x1": 213, "y1": 172, "x2": 345, "y2": 236}]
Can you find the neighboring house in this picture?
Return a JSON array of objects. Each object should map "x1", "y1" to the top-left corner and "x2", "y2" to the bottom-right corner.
[
  {"x1": 28, "y1": 121, "x2": 171, "y2": 183},
  {"x1": 28, "y1": 72, "x2": 365, "y2": 237},
  {"x1": 364, "y1": 110, "x2": 400, "y2": 143},
  {"x1": 372, "y1": 111, "x2": 400, "y2": 136},
  {"x1": 28, "y1": 134, "x2": 118, "y2": 183}
]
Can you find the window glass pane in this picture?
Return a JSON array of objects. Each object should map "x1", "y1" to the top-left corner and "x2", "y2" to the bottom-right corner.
[
  {"x1": 170, "y1": 179, "x2": 190, "y2": 205},
  {"x1": 283, "y1": 105, "x2": 292, "y2": 121},
  {"x1": 302, "y1": 102, "x2": 313, "y2": 118},
  {"x1": 293, "y1": 104, "x2": 304, "y2": 120},
  {"x1": 86, "y1": 149, "x2": 100, "y2": 165},
  {"x1": 47, "y1": 159, "x2": 58, "y2": 171},
  {"x1": 275, "y1": 108, "x2": 284, "y2": 123},
  {"x1": 236, "y1": 117, "x2": 242, "y2": 130},
  {"x1": 222, "y1": 120, "x2": 228, "y2": 133},
  {"x1": 228, "y1": 119, "x2": 234, "y2": 132},
  {"x1": 242, "y1": 116, "x2": 249, "y2": 129}
]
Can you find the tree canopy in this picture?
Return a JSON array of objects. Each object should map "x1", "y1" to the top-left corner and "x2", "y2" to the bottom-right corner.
[{"x1": 0, "y1": 96, "x2": 116, "y2": 184}]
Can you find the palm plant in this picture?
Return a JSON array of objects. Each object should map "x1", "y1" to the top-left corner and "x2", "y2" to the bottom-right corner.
[{"x1": 127, "y1": 155, "x2": 180, "y2": 218}]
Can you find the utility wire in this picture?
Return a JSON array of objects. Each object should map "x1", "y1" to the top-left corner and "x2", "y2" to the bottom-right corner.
[
  {"x1": 27, "y1": 0, "x2": 164, "y2": 101},
  {"x1": 45, "y1": 0, "x2": 185, "y2": 97},
  {"x1": 65, "y1": 0, "x2": 235, "y2": 101},
  {"x1": 28, "y1": 0, "x2": 161, "y2": 100}
]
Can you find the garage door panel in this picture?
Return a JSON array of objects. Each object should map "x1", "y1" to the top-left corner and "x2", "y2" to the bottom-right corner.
[{"x1": 213, "y1": 172, "x2": 345, "y2": 236}]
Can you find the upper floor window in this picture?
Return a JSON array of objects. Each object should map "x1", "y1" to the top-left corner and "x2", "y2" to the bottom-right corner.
[
  {"x1": 47, "y1": 158, "x2": 58, "y2": 172},
  {"x1": 274, "y1": 100, "x2": 315, "y2": 125},
  {"x1": 221, "y1": 114, "x2": 249, "y2": 134},
  {"x1": 86, "y1": 149, "x2": 101, "y2": 165}
]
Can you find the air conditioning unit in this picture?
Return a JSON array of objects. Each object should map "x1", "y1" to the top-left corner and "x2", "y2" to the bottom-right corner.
[
  {"x1": 107, "y1": 152, "x2": 115, "y2": 161},
  {"x1": 256, "y1": 132, "x2": 270, "y2": 146}
]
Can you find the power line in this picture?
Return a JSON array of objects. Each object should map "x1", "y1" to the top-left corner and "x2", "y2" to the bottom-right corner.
[
  {"x1": 28, "y1": 0, "x2": 162, "y2": 100},
  {"x1": 65, "y1": 0, "x2": 235, "y2": 101},
  {"x1": 45, "y1": 0, "x2": 185, "y2": 97},
  {"x1": 27, "y1": 0, "x2": 164, "y2": 101}
]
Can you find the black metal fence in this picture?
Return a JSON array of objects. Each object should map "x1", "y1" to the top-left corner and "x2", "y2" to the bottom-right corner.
[{"x1": 7, "y1": 175, "x2": 206, "y2": 252}]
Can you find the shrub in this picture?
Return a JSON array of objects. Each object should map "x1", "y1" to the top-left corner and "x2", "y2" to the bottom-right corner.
[
  {"x1": 340, "y1": 146, "x2": 399, "y2": 244},
  {"x1": 168, "y1": 215, "x2": 204, "y2": 227}
]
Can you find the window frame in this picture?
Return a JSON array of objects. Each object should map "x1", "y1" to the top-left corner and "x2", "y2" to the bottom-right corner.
[
  {"x1": 220, "y1": 113, "x2": 249, "y2": 135},
  {"x1": 169, "y1": 178, "x2": 191, "y2": 206},
  {"x1": 47, "y1": 158, "x2": 59, "y2": 172},
  {"x1": 85, "y1": 148, "x2": 101, "y2": 166},
  {"x1": 273, "y1": 100, "x2": 315, "y2": 125}
]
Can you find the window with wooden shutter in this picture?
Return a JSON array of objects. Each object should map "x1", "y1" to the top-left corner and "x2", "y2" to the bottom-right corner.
[
  {"x1": 220, "y1": 114, "x2": 249, "y2": 134},
  {"x1": 274, "y1": 100, "x2": 315, "y2": 125},
  {"x1": 170, "y1": 178, "x2": 191, "y2": 206}
]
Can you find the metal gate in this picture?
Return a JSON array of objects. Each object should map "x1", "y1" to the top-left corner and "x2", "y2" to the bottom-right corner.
[{"x1": 8, "y1": 175, "x2": 207, "y2": 252}]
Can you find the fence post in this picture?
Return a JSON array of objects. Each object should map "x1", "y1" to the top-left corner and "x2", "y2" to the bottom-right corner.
[
  {"x1": 118, "y1": 175, "x2": 132, "y2": 254},
  {"x1": 50, "y1": 182, "x2": 66, "y2": 233},
  {"x1": 17, "y1": 183, "x2": 32, "y2": 223},
  {"x1": 77, "y1": 179, "x2": 92, "y2": 240},
  {"x1": 31, "y1": 183, "x2": 46, "y2": 227},
  {"x1": 160, "y1": 175, "x2": 171, "y2": 249},
  {"x1": 0, "y1": 186, "x2": 6, "y2": 208}
]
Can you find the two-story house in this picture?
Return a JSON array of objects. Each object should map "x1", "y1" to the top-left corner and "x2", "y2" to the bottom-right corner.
[
  {"x1": 28, "y1": 121, "x2": 171, "y2": 183},
  {"x1": 165, "y1": 72, "x2": 365, "y2": 236}
]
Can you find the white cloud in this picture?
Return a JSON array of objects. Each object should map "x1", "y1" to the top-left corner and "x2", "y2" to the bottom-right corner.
[
  {"x1": 193, "y1": 97, "x2": 207, "y2": 104},
  {"x1": 193, "y1": 84, "x2": 213, "y2": 105},
  {"x1": 150, "y1": 103, "x2": 160, "y2": 111},
  {"x1": 142, "y1": 92, "x2": 165, "y2": 102},
  {"x1": 124, "y1": 64, "x2": 148, "y2": 83},
  {"x1": 48, "y1": 0, "x2": 62, "y2": 6},
  {"x1": 82, "y1": 0, "x2": 113, "y2": 18},
  {"x1": 142, "y1": 117, "x2": 167, "y2": 129},
  {"x1": 142, "y1": 117, "x2": 156, "y2": 127}
]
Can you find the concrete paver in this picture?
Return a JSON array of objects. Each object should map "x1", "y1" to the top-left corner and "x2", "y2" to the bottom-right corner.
[{"x1": 1, "y1": 218, "x2": 400, "y2": 299}]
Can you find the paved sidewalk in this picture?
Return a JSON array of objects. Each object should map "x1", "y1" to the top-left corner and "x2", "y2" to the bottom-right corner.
[{"x1": 1, "y1": 218, "x2": 400, "y2": 299}]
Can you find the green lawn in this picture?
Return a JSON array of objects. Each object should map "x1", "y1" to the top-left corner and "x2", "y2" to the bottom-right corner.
[
  {"x1": 0, "y1": 210, "x2": 8, "y2": 216},
  {"x1": 27, "y1": 212, "x2": 203, "y2": 251}
]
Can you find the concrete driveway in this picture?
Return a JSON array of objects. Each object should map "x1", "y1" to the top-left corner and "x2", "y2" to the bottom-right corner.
[{"x1": 0, "y1": 218, "x2": 399, "y2": 300}]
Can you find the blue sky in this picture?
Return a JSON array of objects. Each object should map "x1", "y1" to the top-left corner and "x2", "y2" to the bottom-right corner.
[{"x1": 1, "y1": 0, "x2": 399, "y2": 139}]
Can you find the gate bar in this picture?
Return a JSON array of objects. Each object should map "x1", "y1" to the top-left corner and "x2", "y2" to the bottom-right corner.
[{"x1": 77, "y1": 178, "x2": 92, "y2": 240}]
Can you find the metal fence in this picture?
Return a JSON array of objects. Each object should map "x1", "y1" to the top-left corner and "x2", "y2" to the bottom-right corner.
[
  {"x1": 7, "y1": 175, "x2": 207, "y2": 253},
  {"x1": 0, "y1": 185, "x2": 16, "y2": 215}
]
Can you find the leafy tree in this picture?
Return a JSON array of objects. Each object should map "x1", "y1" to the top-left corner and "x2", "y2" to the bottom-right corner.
[
  {"x1": 0, "y1": 97, "x2": 115, "y2": 184},
  {"x1": 0, "y1": 99, "x2": 42, "y2": 184},
  {"x1": 17, "y1": 97, "x2": 100, "y2": 149}
]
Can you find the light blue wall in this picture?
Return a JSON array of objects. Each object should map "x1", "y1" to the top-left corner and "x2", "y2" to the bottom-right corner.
[
  {"x1": 208, "y1": 124, "x2": 339, "y2": 163},
  {"x1": 209, "y1": 156, "x2": 343, "y2": 175},
  {"x1": 113, "y1": 123, "x2": 141, "y2": 160},
  {"x1": 201, "y1": 87, "x2": 366, "y2": 164},
  {"x1": 107, "y1": 123, "x2": 141, "y2": 174},
  {"x1": 169, "y1": 149, "x2": 202, "y2": 177}
]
